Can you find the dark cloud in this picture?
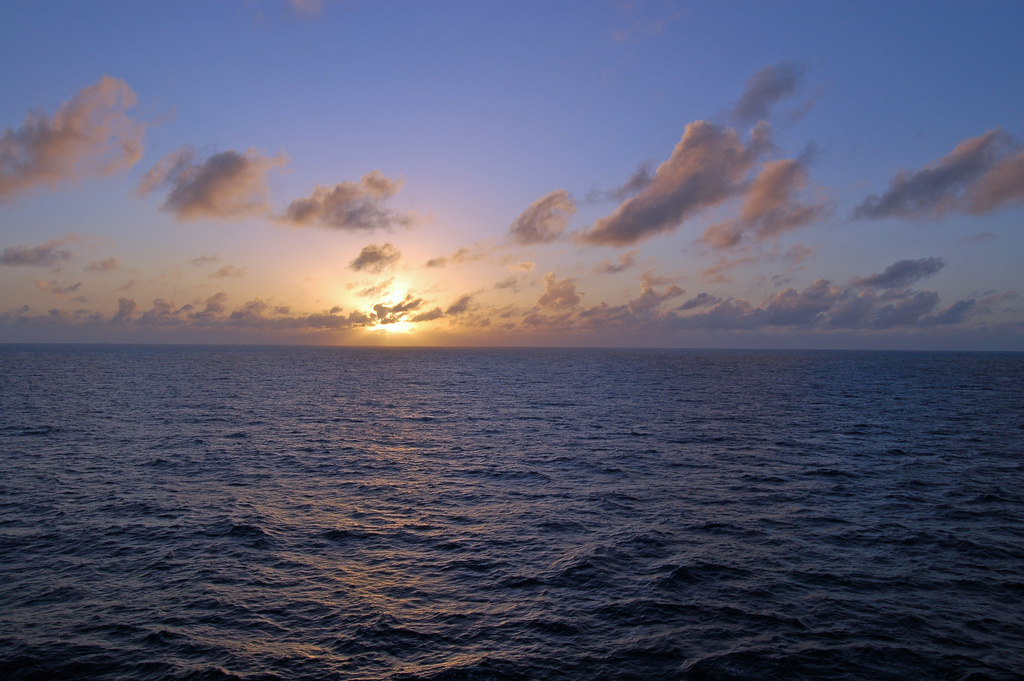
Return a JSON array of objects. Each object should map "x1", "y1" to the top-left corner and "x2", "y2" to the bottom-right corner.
[
  {"x1": 678, "y1": 292, "x2": 720, "y2": 310},
  {"x1": 594, "y1": 250, "x2": 638, "y2": 275},
  {"x1": 701, "y1": 158, "x2": 832, "y2": 249},
  {"x1": 137, "y1": 146, "x2": 286, "y2": 221},
  {"x1": 1, "y1": 76, "x2": 146, "y2": 201},
  {"x1": 412, "y1": 307, "x2": 444, "y2": 322},
  {"x1": 86, "y1": 257, "x2": 119, "y2": 272},
  {"x1": 580, "y1": 121, "x2": 770, "y2": 246},
  {"x1": 208, "y1": 264, "x2": 247, "y2": 279},
  {"x1": 852, "y1": 129, "x2": 1024, "y2": 220},
  {"x1": 730, "y1": 62, "x2": 807, "y2": 124},
  {"x1": 282, "y1": 171, "x2": 414, "y2": 231},
  {"x1": 851, "y1": 257, "x2": 945, "y2": 289},
  {"x1": 537, "y1": 272, "x2": 581, "y2": 308},
  {"x1": 509, "y1": 189, "x2": 576, "y2": 245},
  {"x1": 349, "y1": 243, "x2": 401, "y2": 273},
  {"x1": 372, "y1": 294, "x2": 424, "y2": 324},
  {"x1": 0, "y1": 237, "x2": 74, "y2": 268},
  {"x1": 111, "y1": 297, "x2": 136, "y2": 323},
  {"x1": 446, "y1": 294, "x2": 473, "y2": 316}
]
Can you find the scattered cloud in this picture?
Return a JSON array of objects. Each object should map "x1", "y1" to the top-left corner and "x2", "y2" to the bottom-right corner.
[
  {"x1": 372, "y1": 294, "x2": 424, "y2": 324},
  {"x1": 208, "y1": 264, "x2": 248, "y2": 279},
  {"x1": 349, "y1": 243, "x2": 401, "y2": 273},
  {"x1": 425, "y1": 247, "x2": 481, "y2": 268},
  {"x1": 111, "y1": 297, "x2": 136, "y2": 323},
  {"x1": 290, "y1": 0, "x2": 323, "y2": 17},
  {"x1": 594, "y1": 250, "x2": 638, "y2": 275},
  {"x1": 729, "y1": 62, "x2": 807, "y2": 125},
  {"x1": 349, "y1": 278, "x2": 394, "y2": 298},
  {"x1": 678, "y1": 292, "x2": 720, "y2": 310},
  {"x1": 851, "y1": 257, "x2": 945, "y2": 289},
  {"x1": 701, "y1": 158, "x2": 832, "y2": 249},
  {"x1": 282, "y1": 171, "x2": 415, "y2": 231},
  {"x1": 508, "y1": 189, "x2": 576, "y2": 245},
  {"x1": 190, "y1": 254, "x2": 220, "y2": 267},
  {"x1": 580, "y1": 121, "x2": 770, "y2": 246},
  {"x1": 586, "y1": 162, "x2": 655, "y2": 203},
  {"x1": 0, "y1": 237, "x2": 76, "y2": 268},
  {"x1": 537, "y1": 272, "x2": 581, "y2": 308},
  {"x1": 508, "y1": 261, "x2": 535, "y2": 272},
  {"x1": 446, "y1": 294, "x2": 473, "y2": 316},
  {"x1": 852, "y1": 128, "x2": 1024, "y2": 221},
  {"x1": 1, "y1": 76, "x2": 146, "y2": 201},
  {"x1": 34, "y1": 279, "x2": 82, "y2": 296},
  {"x1": 86, "y1": 257, "x2": 119, "y2": 272},
  {"x1": 137, "y1": 146, "x2": 286, "y2": 221}
]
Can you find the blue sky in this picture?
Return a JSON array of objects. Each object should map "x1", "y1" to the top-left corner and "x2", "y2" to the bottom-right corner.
[{"x1": 1, "y1": 0, "x2": 1022, "y2": 348}]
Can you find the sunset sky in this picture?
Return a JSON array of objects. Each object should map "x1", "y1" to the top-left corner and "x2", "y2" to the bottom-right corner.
[{"x1": 2, "y1": 1, "x2": 1023, "y2": 349}]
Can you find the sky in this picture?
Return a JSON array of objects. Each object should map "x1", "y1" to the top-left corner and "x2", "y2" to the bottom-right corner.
[{"x1": 1, "y1": 0, "x2": 1023, "y2": 349}]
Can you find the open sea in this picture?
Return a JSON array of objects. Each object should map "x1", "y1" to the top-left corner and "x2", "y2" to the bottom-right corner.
[{"x1": 1, "y1": 344, "x2": 1023, "y2": 681}]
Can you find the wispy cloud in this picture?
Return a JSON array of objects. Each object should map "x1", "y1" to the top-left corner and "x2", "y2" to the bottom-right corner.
[
  {"x1": 0, "y1": 237, "x2": 76, "y2": 268},
  {"x1": 508, "y1": 189, "x2": 576, "y2": 245},
  {"x1": 594, "y1": 250, "x2": 638, "y2": 275},
  {"x1": 208, "y1": 264, "x2": 248, "y2": 279},
  {"x1": 137, "y1": 146, "x2": 286, "y2": 221},
  {"x1": 1, "y1": 76, "x2": 146, "y2": 201},
  {"x1": 729, "y1": 62, "x2": 807, "y2": 124},
  {"x1": 850, "y1": 257, "x2": 945, "y2": 289},
  {"x1": 701, "y1": 158, "x2": 832, "y2": 249},
  {"x1": 579, "y1": 121, "x2": 770, "y2": 246},
  {"x1": 34, "y1": 279, "x2": 82, "y2": 296},
  {"x1": 852, "y1": 128, "x2": 1024, "y2": 220},
  {"x1": 86, "y1": 257, "x2": 119, "y2": 272}
]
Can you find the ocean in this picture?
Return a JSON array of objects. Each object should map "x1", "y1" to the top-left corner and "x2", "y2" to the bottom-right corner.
[{"x1": 1, "y1": 345, "x2": 1022, "y2": 681}]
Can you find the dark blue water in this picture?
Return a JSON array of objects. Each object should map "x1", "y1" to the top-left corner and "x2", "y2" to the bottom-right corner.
[{"x1": 1, "y1": 345, "x2": 1023, "y2": 681}]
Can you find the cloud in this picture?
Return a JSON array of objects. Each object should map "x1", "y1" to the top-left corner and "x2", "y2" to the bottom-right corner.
[
  {"x1": 0, "y1": 237, "x2": 75, "y2": 268},
  {"x1": 111, "y1": 297, "x2": 136, "y2": 323},
  {"x1": 137, "y1": 146, "x2": 286, "y2": 220},
  {"x1": 190, "y1": 254, "x2": 220, "y2": 267},
  {"x1": 580, "y1": 121, "x2": 770, "y2": 246},
  {"x1": 851, "y1": 257, "x2": 945, "y2": 289},
  {"x1": 204, "y1": 292, "x2": 228, "y2": 314},
  {"x1": 290, "y1": 0, "x2": 323, "y2": 17},
  {"x1": 208, "y1": 264, "x2": 248, "y2": 279},
  {"x1": 537, "y1": 272, "x2": 581, "y2": 308},
  {"x1": 594, "y1": 250, "x2": 638, "y2": 275},
  {"x1": 508, "y1": 189, "x2": 576, "y2": 245},
  {"x1": 412, "y1": 307, "x2": 444, "y2": 322},
  {"x1": 282, "y1": 171, "x2": 414, "y2": 231},
  {"x1": 349, "y1": 278, "x2": 394, "y2": 298},
  {"x1": 86, "y1": 257, "x2": 119, "y2": 272},
  {"x1": 34, "y1": 279, "x2": 82, "y2": 296},
  {"x1": 445, "y1": 294, "x2": 473, "y2": 316},
  {"x1": 494, "y1": 273, "x2": 529, "y2": 292},
  {"x1": 701, "y1": 158, "x2": 832, "y2": 249},
  {"x1": 852, "y1": 128, "x2": 1024, "y2": 220},
  {"x1": 678, "y1": 292, "x2": 720, "y2": 310},
  {"x1": 508, "y1": 261, "x2": 535, "y2": 272},
  {"x1": 372, "y1": 294, "x2": 424, "y2": 324},
  {"x1": 1, "y1": 76, "x2": 146, "y2": 201},
  {"x1": 586, "y1": 162, "x2": 655, "y2": 203},
  {"x1": 349, "y1": 243, "x2": 401, "y2": 273},
  {"x1": 730, "y1": 62, "x2": 807, "y2": 124},
  {"x1": 425, "y1": 247, "x2": 480, "y2": 268}
]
